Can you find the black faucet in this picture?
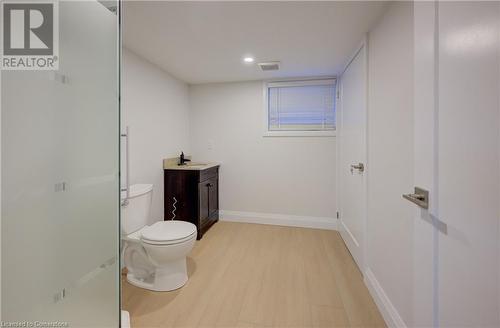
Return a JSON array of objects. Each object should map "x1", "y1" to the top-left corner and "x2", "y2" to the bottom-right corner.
[{"x1": 179, "y1": 152, "x2": 191, "y2": 165}]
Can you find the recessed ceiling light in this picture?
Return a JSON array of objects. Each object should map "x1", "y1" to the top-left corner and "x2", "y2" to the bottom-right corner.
[{"x1": 243, "y1": 57, "x2": 254, "y2": 63}]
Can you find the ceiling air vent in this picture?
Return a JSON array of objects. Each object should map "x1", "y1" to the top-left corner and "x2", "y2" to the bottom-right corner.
[{"x1": 258, "y1": 61, "x2": 280, "y2": 71}]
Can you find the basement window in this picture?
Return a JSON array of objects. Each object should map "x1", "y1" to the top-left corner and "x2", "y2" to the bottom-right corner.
[{"x1": 264, "y1": 79, "x2": 336, "y2": 137}]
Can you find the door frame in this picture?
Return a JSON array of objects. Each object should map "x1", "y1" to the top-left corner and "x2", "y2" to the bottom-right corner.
[{"x1": 336, "y1": 36, "x2": 369, "y2": 273}]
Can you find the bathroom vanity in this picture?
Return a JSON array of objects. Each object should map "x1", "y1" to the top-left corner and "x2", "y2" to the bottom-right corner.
[{"x1": 163, "y1": 160, "x2": 220, "y2": 239}]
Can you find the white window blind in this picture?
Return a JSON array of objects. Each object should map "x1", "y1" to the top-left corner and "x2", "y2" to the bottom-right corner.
[{"x1": 267, "y1": 79, "x2": 336, "y2": 132}]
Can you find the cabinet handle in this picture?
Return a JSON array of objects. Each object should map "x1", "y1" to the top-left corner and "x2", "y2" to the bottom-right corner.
[{"x1": 206, "y1": 183, "x2": 213, "y2": 187}]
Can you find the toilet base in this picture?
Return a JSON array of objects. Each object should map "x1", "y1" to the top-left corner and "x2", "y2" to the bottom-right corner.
[{"x1": 126, "y1": 258, "x2": 188, "y2": 292}]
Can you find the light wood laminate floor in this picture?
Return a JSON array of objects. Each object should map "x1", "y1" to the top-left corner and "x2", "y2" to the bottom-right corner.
[{"x1": 122, "y1": 221, "x2": 386, "y2": 328}]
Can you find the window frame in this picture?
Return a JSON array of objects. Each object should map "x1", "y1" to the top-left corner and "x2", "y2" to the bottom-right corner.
[{"x1": 262, "y1": 78, "x2": 337, "y2": 137}]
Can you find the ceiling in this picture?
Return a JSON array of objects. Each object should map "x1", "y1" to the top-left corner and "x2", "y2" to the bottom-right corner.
[{"x1": 123, "y1": 1, "x2": 388, "y2": 84}]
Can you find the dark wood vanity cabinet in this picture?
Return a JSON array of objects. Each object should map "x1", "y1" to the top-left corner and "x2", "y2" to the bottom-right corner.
[{"x1": 164, "y1": 166, "x2": 219, "y2": 239}]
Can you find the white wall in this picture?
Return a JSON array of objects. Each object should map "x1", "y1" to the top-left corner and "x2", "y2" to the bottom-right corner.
[
  {"x1": 189, "y1": 81, "x2": 337, "y2": 224},
  {"x1": 121, "y1": 48, "x2": 191, "y2": 223},
  {"x1": 365, "y1": 2, "x2": 414, "y2": 326}
]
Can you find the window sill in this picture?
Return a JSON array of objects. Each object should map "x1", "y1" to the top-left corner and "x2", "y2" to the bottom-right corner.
[{"x1": 263, "y1": 130, "x2": 336, "y2": 137}]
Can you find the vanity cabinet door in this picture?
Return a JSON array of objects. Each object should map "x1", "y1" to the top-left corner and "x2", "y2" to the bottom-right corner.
[
  {"x1": 207, "y1": 177, "x2": 218, "y2": 218},
  {"x1": 198, "y1": 181, "x2": 210, "y2": 224},
  {"x1": 198, "y1": 177, "x2": 218, "y2": 228}
]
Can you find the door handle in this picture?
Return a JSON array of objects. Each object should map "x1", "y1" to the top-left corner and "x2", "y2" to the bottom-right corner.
[
  {"x1": 350, "y1": 162, "x2": 365, "y2": 173},
  {"x1": 403, "y1": 187, "x2": 429, "y2": 209}
]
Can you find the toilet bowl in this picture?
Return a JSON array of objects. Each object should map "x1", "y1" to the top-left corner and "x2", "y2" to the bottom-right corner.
[{"x1": 121, "y1": 184, "x2": 197, "y2": 292}]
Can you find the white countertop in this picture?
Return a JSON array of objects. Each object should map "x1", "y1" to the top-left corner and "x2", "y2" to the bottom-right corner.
[
  {"x1": 164, "y1": 162, "x2": 220, "y2": 171},
  {"x1": 163, "y1": 157, "x2": 220, "y2": 170}
]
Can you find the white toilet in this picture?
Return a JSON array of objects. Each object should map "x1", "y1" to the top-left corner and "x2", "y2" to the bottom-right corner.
[{"x1": 121, "y1": 184, "x2": 197, "y2": 292}]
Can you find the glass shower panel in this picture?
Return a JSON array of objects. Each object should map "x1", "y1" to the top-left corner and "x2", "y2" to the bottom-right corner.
[{"x1": 1, "y1": 1, "x2": 119, "y2": 326}]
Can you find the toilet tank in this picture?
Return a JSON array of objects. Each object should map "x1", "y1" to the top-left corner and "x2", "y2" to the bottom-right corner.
[{"x1": 121, "y1": 184, "x2": 153, "y2": 235}]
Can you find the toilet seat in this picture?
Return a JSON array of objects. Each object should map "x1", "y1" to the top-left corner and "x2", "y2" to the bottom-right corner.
[
  {"x1": 141, "y1": 233, "x2": 196, "y2": 245},
  {"x1": 141, "y1": 221, "x2": 197, "y2": 246}
]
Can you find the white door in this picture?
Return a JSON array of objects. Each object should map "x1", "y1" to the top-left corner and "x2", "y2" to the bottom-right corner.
[
  {"x1": 338, "y1": 42, "x2": 367, "y2": 271},
  {"x1": 436, "y1": 2, "x2": 500, "y2": 325},
  {"x1": 411, "y1": 1, "x2": 500, "y2": 326}
]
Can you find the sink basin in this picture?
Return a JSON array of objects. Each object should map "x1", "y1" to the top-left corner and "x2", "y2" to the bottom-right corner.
[{"x1": 185, "y1": 162, "x2": 208, "y2": 167}]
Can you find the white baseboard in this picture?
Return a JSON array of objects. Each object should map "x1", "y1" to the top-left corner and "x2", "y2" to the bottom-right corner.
[
  {"x1": 219, "y1": 210, "x2": 337, "y2": 230},
  {"x1": 364, "y1": 268, "x2": 406, "y2": 328}
]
